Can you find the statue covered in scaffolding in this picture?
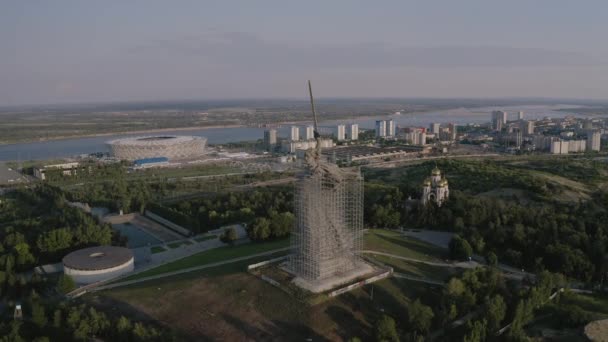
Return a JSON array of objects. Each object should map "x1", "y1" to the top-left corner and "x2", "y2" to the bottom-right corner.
[{"x1": 288, "y1": 81, "x2": 370, "y2": 292}]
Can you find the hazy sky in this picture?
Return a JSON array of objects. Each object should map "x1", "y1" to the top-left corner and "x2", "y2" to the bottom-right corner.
[{"x1": 2, "y1": 0, "x2": 608, "y2": 105}]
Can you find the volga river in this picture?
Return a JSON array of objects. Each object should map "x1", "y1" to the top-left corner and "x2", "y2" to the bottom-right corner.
[{"x1": 0, "y1": 104, "x2": 586, "y2": 161}]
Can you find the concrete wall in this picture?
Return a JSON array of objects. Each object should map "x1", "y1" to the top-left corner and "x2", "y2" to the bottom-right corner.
[{"x1": 64, "y1": 258, "x2": 134, "y2": 285}]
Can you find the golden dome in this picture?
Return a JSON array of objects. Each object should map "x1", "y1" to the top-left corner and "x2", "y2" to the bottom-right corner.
[
  {"x1": 423, "y1": 178, "x2": 431, "y2": 186},
  {"x1": 438, "y1": 178, "x2": 448, "y2": 187},
  {"x1": 431, "y1": 167, "x2": 441, "y2": 176}
]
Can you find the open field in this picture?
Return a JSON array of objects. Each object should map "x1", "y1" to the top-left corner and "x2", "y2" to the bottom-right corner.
[
  {"x1": 363, "y1": 229, "x2": 447, "y2": 261},
  {"x1": 119, "y1": 239, "x2": 290, "y2": 281},
  {"x1": 90, "y1": 257, "x2": 438, "y2": 341}
]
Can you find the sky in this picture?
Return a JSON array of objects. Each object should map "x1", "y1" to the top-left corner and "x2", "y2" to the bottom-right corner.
[{"x1": 2, "y1": 0, "x2": 608, "y2": 105}]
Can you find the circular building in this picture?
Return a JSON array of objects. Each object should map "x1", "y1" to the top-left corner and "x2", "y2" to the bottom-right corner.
[
  {"x1": 107, "y1": 135, "x2": 207, "y2": 161},
  {"x1": 63, "y1": 246, "x2": 134, "y2": 284}
]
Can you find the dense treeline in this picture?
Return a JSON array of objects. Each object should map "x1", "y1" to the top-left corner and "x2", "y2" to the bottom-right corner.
[
  {"x1": 414, "y1": 191, "x2": 608, "y2": 282},
  {"x1": 163, "y1": 187, "x2": 294, "y2": 239},
  {"x1": 0, "y1": 301, "x2": 177, "y2": 342},
  {"x1": 0, "y1": 185, "x2": 117, "y2": 299},
  {"x1": 372, "y1": 267, "x2": 571, "y2": 341},
  {"x1": 363, "y1": 159, "x2": 608, "y2": 283}
]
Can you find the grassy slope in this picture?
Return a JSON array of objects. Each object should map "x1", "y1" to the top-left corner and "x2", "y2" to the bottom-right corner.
[
  {"x1": 94, "y1": 256, "x2": 438, "y2": 341},
  {"x1": 363, "y1": 229, "x2": 446, "y2": 261},
  {"x1": 120, "y1": 238, "x2": 289, "y2": 281}
]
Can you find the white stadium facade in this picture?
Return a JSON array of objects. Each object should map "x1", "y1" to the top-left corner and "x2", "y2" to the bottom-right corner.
[
  {"x1": 62, "y1": 246, "x2": 134, "y2": 284},
  {"x1": 106, "y1": 135, "x2": 207, "y2": 160}
]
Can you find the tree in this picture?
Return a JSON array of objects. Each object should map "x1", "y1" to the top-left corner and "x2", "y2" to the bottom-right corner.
[
  {"x1": 31, "y1": 301, "x2": 47, "y2": 328},
  {"x1": 485, "y1": 295, "x2": 506, "y2": 332},
  {"x1": 116, "y1": 316, "x2": 132, "y2": 338},
  {"x1": 375, "y1": 315, "x2": 400, "y2": 342},
  {"x1": 56, "y1": 274, "x2": 76, "y2": 294},
  {"x1": 249, "y1": 218, "x2": 271, "y2": 241},
  {"x1": 407, "y1": 299, "x2": 434, "y2": 335},
  {"x1": 463, "y1": 319, "x2": 487, "y2": 342},
  {"x1": 485, "y1": 252, "x2": 498, "y2": 267},
  {"x1": 53, "y1": 309, "x2": 62, "y2": 328},
  {"x1": 449, "y1": 235, "x2": 473, "y2": 260},
  {"x1": 220, "y1": 227, "x2": 238, "y2": 245},
  {"x1": 270, "y1": 212, "x2": 294, "y2": 238}
]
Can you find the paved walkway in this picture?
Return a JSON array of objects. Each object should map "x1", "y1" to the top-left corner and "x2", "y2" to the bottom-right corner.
[
  {"x1": 90, "y1": 247, "x2": 291, "y2": 292},
  {"x1": 393, "y1": 272, "x2": 445, "y2": 286}
]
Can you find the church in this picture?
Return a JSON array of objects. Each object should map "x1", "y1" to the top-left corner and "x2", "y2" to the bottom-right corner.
[{"x1": 421, "y1": 166, "x2": 449, "y2": 206}]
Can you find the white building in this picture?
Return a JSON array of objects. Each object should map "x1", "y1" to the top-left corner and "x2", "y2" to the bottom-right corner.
[
  {"x1": 263, "y1": 129, "x2": 277, "y2": 150},
  {"x1": 386, "y1": 119, "x2": 395, "y2": 137},
  {"x1": 587, "y1": 130, "x2": 601, "y2": 152},
  {"x1": 375, "y1": 120, "x2": 387, "y2": 138},
  {"x1": 281, "y1": 138, "x2": 334, "y2": 153},
  {"x1": 336, "y1": 124, "x2": 346, "y2": 141},
  {"x1": 421, "y1": 167, "x2": 449, "y2": 207},
  {"x1": 518, "y1": 111, "x2": 524, "y2": 120},
  {"x1": 568, "y1": 140, "x2": 587, "y2": 153},
  {"x1": 290, "y1": 126, "x2": 300, "y2": 141},
  {"x1": 550, "y1": 140, "x2": 569, "y2": 154},
  {"x1": 305, "y1": 126, "x2": 315, "y2": 140},
  {"x1": 430, "y1": 123, "x2": 441, "y2": 134},
  {"x1": 521, "y1": 120, "x2": 535, "y2": 135},
  {"x1": 448, "y1": 123, "x2": 457, "y2": 141},
  {"x1": 348, "y1": 123, "x2": 359, "y2": 140}
]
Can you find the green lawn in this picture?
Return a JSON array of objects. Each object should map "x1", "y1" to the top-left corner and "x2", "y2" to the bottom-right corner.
[
  {"x1": 363, "y1": 229, "x2": 446, "y2": 261},
  {"x1": 150, "y1": 246, "x2": 166, "y2": 254},
  {"x1": 194, "y1": 235, "x2": 217, "y2": 242},
  {"x1": 120, "y1": 238, "x2": 290, "y2": 281},
  {"x1": 369, "y1": 254, "x2": 455, "y2": 282},
  {"x1": 167, "y1": 240, "x2": 193, "y2": 249}
]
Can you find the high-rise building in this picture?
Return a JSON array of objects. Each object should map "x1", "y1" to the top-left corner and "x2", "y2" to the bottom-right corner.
[
  {"x1": 521, "y1": 120, "x2": 535, "y2": 135},
  {"x1": 336, "y1": 124, "x2": 346, "y2": 141},
  {"x1": 492, "y1": 111, "x2": 507, "y2": 131},
  {"x1": 386, "y1": 119, "x2": 395, "y2": 137},
  {"x1": 290, "y1": 126, "x2": 300, "y2": 141},
  {"x1": 430, "y1": 123, "x2": 441, "y2": 134},
  {"x1": 550, "y1": 140, "x2": 569, "y2": 155},
  {"x1": 263, "y1": 129, "x2": 277, "y2": 150},
  {"x1": 305, "y1": 126, "x2": 315, "y2": 140},
  {"x1": 448, "y1": 123, "x2": 457, "y2": 141},
  {"x1": 587, "y1": 130, "x2": 601, "y2": 152},
  {"x1": 348, "y1": 124, "x2": 359, "y2": 140},
  {"x1": 375, "y1": 120, "x2": 387, "y2": 138},
  {"x1": 518, "y1": 111, "x2": 524, "y2": 120}
]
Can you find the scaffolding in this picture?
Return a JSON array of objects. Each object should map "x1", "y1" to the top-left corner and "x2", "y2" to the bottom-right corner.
[{"x1": 289, "y1": 165, "x2": 364, "y2": 283}]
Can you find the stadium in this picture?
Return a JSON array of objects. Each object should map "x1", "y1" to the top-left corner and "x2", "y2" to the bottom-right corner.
[
  {"x1": 106, "y1": 135, "x2": 207, "y2": 160},
  {"x1": 62, "y1": 246, "x2": 134, "y2": 284}
]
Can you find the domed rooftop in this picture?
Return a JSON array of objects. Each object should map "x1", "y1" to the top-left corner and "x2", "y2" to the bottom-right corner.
[
  {"x1": 438, "y1": 178, "x2": 449, "y2": 187},
  {"x1": 431, "y1": 167, "x2": 441, "y2": 176},
  {"x1": 423, "y1": 178, "x2": 431, "y2": 186},
  {"x1": 63, "y1": 246, "x2": 133, "y2": 271}
]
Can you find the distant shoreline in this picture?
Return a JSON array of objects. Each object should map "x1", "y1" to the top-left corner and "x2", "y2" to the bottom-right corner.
[{"x1": 0, "y1": 113, "x2": 395, "y2": 147}]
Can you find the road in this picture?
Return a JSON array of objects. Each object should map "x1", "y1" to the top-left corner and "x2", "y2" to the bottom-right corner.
[{"x1": 360, "y1": 250, "x2": 480, "y2": 269}]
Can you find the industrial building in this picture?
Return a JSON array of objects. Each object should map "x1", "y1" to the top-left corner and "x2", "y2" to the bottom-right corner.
[
  {"x1": 33, "y1": 162, "x2": 86, "y2": 180},
  {"x1": 281, "y1": 138, "x2": 334, "y2": 153},
  {"x1": 62, "y1": 246, "x2": 134, "y2": 284},
  {"x1": 107, "y1": 135, "x2": 206, "y2": 161}
]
